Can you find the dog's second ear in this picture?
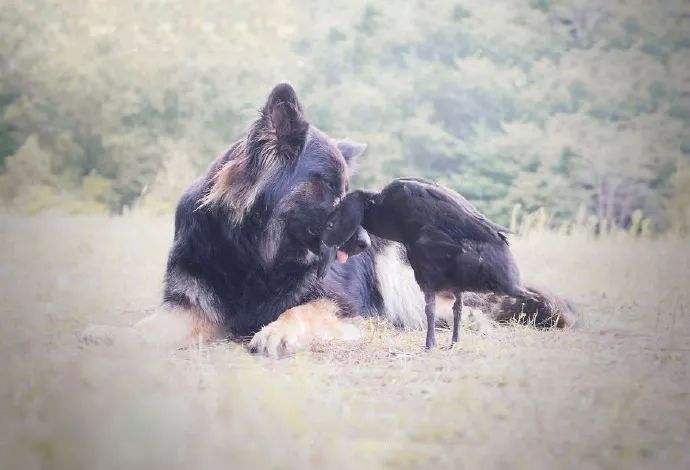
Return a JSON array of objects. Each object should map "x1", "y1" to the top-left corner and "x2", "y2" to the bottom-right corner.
[
  {"x1": 336, "y1": 139, "x2": 367, "y2": 164},
  {"x1": 263, "y1": 83, "x2": 309, "y2": 154}
]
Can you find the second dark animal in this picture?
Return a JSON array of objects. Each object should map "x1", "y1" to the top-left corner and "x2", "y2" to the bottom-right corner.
[{"x1": 322, "y1": 177, "x2": 536, "y2": 349}]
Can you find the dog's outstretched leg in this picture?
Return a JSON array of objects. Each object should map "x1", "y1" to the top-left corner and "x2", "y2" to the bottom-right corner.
[
  {"x1": 80, "y1": 306, "x2": 223, "y2": 348},
  {"x1": 134, "y1": 306, "x2": 224, "y2": 347},
  {"x1": 248, "y1": 298, "x2": 362, "y2": 358}
]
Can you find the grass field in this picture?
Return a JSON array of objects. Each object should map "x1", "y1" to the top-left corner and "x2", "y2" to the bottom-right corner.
[{"x1": 1, "y1": 214, "x2": 689, "y2": 469}]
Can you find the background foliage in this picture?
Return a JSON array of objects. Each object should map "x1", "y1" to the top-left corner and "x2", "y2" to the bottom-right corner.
[{"x1": 1, "y1": 0, "x2": 689, "y2": 231}]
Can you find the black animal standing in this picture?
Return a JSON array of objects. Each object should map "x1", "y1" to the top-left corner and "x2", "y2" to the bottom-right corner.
[{"x1": 322, "y1": 177, "x2": 536, "y2": 349}]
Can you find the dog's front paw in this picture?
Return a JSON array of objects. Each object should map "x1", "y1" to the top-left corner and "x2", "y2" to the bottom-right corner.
[
  {"x1": 248, "y1": 319, "x2": 304, "y2": 358},
  {"x1": 247, "y1": 299, "x2": 363, "y2": 358}
]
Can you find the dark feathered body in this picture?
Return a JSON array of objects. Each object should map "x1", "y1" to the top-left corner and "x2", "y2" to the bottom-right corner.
[
  {"x1": 323, "y1": 178, "x2": 535, "y2": 347},
  {"x1": 368, "y1": 178, "x2": 523, "y2": 297},
  {"x1": 325, "y1": 178, "x2": 525, "y2": 297}
]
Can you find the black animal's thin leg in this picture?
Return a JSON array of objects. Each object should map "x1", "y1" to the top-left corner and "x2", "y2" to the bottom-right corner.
[
  {"x1": 424, "y1": 290, "x2": 437, "y2": 349},
  {"x1": 452, "y1": 291, "x2": 463, "y2": 344}
]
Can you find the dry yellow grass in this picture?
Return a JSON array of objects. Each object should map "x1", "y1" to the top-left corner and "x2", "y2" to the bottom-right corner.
[{"x1": 1, "y1": 214, "x2": 689, "y2": 469}]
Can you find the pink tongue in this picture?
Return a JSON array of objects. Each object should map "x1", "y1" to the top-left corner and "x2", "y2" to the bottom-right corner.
[{"x1": 336, "y1": 250, "x2": 349, "y2": 263}]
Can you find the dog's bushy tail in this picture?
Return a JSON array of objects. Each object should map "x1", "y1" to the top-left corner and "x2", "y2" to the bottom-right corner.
[{"x1": 463, "y1": 285, "x2": 578, "y2": 328}]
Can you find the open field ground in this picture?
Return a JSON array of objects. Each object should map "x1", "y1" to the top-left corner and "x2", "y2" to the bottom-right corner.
[{"x1": 1, "y1": 215, "x2": 689, "y2": 469}]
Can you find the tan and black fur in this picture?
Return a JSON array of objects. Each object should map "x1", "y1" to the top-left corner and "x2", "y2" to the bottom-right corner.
[{"x1": 140, "y1": 83, "x2": 576, "y2": 357}]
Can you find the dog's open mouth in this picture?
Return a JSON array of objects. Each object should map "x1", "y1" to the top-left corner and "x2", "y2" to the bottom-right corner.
[
  {"x1": 336, "y1": 249, "x2": 349, "y2": 263},
  {"x1": 334, "y1": 226, "x2": 370, "y2": 263},
  {"x1": 318, "y1": 226, "x2": 370, "y2": 273}
]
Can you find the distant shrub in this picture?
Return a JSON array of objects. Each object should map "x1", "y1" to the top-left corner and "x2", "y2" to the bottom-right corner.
[{"x1": 0, "y1": 135, "x2": 112, "y2": 214}]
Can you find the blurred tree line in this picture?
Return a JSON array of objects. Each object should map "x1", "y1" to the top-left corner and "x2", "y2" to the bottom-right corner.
[{"x1": 1, "y1": 0, "x2": 689, "y2": 231}]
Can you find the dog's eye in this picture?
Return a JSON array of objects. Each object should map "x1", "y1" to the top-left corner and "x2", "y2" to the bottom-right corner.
[{"x1": 326, "y1": 222, "x2": 334, "y2": 229}]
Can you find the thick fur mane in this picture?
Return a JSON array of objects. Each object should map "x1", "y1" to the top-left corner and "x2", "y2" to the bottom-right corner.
[
  {"x1": 198, "y1": 139, "x2": 252, "y2": 224},
  {"x1": 199, "y1": 87, "x2": 309, "y2": 225}
]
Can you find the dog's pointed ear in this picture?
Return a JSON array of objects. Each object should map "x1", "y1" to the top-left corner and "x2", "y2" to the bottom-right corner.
[
  {"x1": 263, "y1": 83, "x2": 309, "y2": 150},
  {"x1": 336, "y1": 139, "x2": 367, "y2": 164}
]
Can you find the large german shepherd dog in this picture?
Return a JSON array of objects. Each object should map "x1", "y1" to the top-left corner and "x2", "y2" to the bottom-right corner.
[{"x1": 135, "y1": 83, "x2": 576, "y2": 357}]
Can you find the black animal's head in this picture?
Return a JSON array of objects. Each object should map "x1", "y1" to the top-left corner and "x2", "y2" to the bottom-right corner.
[
  {"x1": 202, "y1": 83, "x2": 368, "y2": 266},
  {"x1": 322, "y1": 190, "x2": 367, "y2": 250}
]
